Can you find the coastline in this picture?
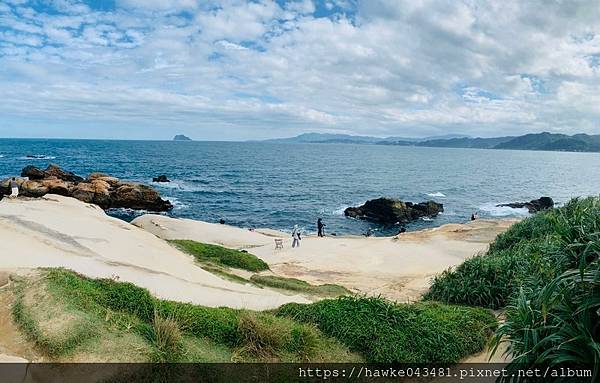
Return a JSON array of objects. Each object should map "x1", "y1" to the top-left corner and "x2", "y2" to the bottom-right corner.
[
  {"x1": 0, "y1": 194, "x2": 517, "y2": 307},
  {"x1": 133, "y1": 214, "x2": 517, "y2": 302}
]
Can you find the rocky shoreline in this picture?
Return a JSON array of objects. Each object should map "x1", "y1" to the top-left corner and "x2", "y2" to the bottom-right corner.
[{"x1": 0, "y1": 165, "x2": 172, "y2": 211}]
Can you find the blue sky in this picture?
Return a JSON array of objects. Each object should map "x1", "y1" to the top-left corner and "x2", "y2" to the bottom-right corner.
[{"x1": 1, "y1": 0, "x2": 600, "y2": 140}]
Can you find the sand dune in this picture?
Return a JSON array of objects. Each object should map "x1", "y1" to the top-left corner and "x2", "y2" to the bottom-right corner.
[
  {"x1": 0, "y1": 195, "x2": 309, "y2": 310},
  {"x1": 134, "y1": 214, "x2": 516, "y2": 302}
]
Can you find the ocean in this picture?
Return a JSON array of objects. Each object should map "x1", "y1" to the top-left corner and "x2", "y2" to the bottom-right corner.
[{"x1": 1, "y1": 139, "x2": 599, "y2": 236}]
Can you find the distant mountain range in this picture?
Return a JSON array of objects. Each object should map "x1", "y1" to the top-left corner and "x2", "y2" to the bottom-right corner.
[{"x1": 262, "y1": 132, "x2": 600, "y2": 152}]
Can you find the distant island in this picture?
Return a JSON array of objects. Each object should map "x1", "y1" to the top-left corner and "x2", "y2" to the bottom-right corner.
[
  {"x1": 262, "y1": 132, "x2": 600, "y2": 153},
  {"x1": 173, "y1": 134, "x2": 192, "y2": 141}
]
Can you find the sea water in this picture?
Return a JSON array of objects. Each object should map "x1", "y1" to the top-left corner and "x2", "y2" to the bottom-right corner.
[{"x1": 1, "y1": 139, "x2": 599, "y2": 236}]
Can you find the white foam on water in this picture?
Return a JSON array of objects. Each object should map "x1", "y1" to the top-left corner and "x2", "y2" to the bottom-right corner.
[
  {"x1": 151, "y1": 180, "x2": 205, "y2": 193},
  {"x1": 18, "y1": 155, "x2": 56, "y2": 160},
  {"x1": 479, "y1": 203, "x2": 530, "y2": 217},
  {"x1": 426, "y1": 192, "x2": 446, "y2": 198},
  {"x1": 167, "y1": 196, "x2": 190, "y2": 210}
]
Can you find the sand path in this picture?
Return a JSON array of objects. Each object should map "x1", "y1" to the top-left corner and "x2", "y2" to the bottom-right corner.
[
  {"x1": 133, "y1": 215, "x2": 516, "y2": 302},
  {"x1": 0, "y1": 195, "x2": 309, "y2": 310}
]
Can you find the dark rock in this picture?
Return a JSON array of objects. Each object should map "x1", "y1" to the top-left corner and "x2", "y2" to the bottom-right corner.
[
  {"x1": 111, "y1": 183, "x2": 173, "y2": 211},
  {"x1": 497, "y1": 197, "x2": 554, "y2": 213},
  {"x1": 44, "y1": 164, "x2": 84, "y2": 182},
  {"x1": 344, "y1": 197, "x2": 443, "y2": 224},
  {"x1": 2, "y1": 165, "x2": 172, "y2": 212},
  {"x1": 173, "y1": 134, "x2": 192, "y2": 141},
  {"x1": 21, "y1": 165, "x2": 46, "y2": 180},
  {"x1": 152, "y1": 175, "x2": 170, "y2": 183}
]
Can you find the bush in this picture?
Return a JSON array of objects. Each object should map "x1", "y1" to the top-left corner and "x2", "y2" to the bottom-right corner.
[
  {"x1": 422, "y1": 197, "x2": 600, "y2": 377},
  {"x1": 276, "y1": 296, "x2": 497, "y2": 363},
  {"x1": 170, "y1": 240, "x2": 269, "y2": 272},
  {"x1": 425, "y1": 197, "x2": 600, "y2": 309}
]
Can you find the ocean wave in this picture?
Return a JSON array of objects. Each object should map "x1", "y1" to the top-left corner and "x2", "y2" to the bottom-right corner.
[
  {"x1": 17, "y1": 155, "x2": 56, "y2": 160},
  {"x1": 426, "y1": 192, "x2": 446, "y2": 198},
  {"x1": 479, "y1": 203, "x2": 530, "y2": 217},
  {"x1": 167, "y1": 196, "x2": 190, "y2": 210}
]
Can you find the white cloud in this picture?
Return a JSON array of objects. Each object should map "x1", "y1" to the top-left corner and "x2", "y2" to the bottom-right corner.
[{"x1": 1, "y1": 0, "x2": 600, "y2": 139}]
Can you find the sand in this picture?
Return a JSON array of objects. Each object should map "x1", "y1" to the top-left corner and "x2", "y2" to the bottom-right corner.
[
  {"x1": 0, "y1": 195, "x2": 309, "y2": 310},
  {"x1": 133, "y1": 214, "x2": 517, "y2": 302}
]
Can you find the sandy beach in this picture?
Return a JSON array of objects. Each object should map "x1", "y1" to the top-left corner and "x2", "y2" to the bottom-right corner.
[{"x1": 133, "y1": 214, "x2": 516, "y2": 302}]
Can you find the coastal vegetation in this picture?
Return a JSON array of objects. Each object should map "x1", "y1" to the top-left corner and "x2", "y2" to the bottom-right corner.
[
  {"x1": 276, "y1": 296, "x2": 497, "y2": 363},
  {"x1": 11, "y1": 269, "x2": 359, "y2": 362},
  {"x1": 425, "y1": 197, "x2": 600, "y2": 375},
  {"x1": 8, "y1": 268, "x2": 496, "y2": 364},
  {"x1": 169, "y1": 240, "x2": 269, "y2": 272}
]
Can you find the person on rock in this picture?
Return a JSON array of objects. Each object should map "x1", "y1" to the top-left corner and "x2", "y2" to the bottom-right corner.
[{"x1": 9, "y1": 178, "x2": 19, "y2": 199}]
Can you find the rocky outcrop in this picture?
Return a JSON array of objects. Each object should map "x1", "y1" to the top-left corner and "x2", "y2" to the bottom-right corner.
[
  {"x1": 344, "y1": 197, "x2": 443, "y2": 224},
  {"x1": 497, "y1": 197, "x2": 554, "y2": 213},
  {"x1": 4, "y1": 165, "x2": 172, "y2": 211},
  {"x1": 22, "y1": 164, "x2": 83, "y2": 182},
  {"x1": 152, "y1": 175, "x2": 170, "y2": 183}
]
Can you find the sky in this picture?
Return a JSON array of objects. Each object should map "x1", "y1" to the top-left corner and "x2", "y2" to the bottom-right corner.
[{"x1": 1, "y1": 0, "x2": 600, "y2": 140}]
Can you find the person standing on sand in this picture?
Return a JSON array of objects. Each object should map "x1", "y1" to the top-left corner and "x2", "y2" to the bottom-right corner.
[
  {"x1": 9, "y1": 177, "x2": 19, "y2": 199},
  {"x1": 317, "y1": 218, "x2": 325, "y2": 237},
  {"x1": 292, "y1": 225, "x2": 301, "y2": 248}
]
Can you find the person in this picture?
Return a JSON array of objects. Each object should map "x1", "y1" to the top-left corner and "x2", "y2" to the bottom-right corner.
[
  {"x1": 219, "y1": 218, "x2": 226, "y2": 225},
  {"x1": 398, "y1": 227, "x2": 407, "y2": 235},
  {"x1": 317, "y1": 218, "x2": 325, "y2": 237},
  {"x1": 471, "y1": 212, "x2": 477, "y2": 221},
  {"x1": 365, "y1": 228, "x2": 374, "y2": 237},
  {"x1": 292, "y1": 224, "x2": 301, "y2": 248},
  {"x1": 9, "y1": 177, "x2": 18, "y2": 199}
]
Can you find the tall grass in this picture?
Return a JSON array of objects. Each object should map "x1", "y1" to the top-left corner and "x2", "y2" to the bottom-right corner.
[
  {"x1": 42, "y1": 268, "x2": 354, "y2": 362},
  {"x1": 425, "y1": 197, "x2": 600, "y2": 309},
  {"x1": 276, "y1": 296, "x2": 497, "y2": 363},
  {"x1": 424, "y1": 197, "x2": 600, "y2": 377}
]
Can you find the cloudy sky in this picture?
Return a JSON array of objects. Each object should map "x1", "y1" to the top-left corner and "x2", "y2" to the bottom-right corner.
[{"x1": 1, "y1": 0, "x2": 600, "y2": 140}]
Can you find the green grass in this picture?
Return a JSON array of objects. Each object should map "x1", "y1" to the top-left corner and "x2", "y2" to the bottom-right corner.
[
  {"x1": 250, "y1": 275, "x2": 350, "y2": 297},
  {"x1": 424, "y1": 197, "x2": 600, "y2": 309},
  {"x1": 169, "y1": 240, "x2": 269, "y2": 272},
  {"x1": 37, "y1": 268, "x2": 360, "y2": 362},
  {"x1": 276, "y1": 296, "x2": 498, "y2": 363},
  {"x1": 422, "y1": 197, "x2": 600, "y2": 378}
]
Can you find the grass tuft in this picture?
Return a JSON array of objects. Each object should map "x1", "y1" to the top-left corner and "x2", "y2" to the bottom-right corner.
[
  {"x1": 249, "y1": 275, "x2": 350, "y2": 297},
  {"x1": 169, "y1": 240, "x2": 269, "y2": 272}
]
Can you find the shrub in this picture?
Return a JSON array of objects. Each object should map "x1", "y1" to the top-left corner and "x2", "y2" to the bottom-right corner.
[
  {"x1": 170, "y1": 240, "x2": 269, "y2": 272},
  {"x1": 276, "y1": 296, "x2": 497, "y2": 363},
  {"x1": 425, "y1": 197, "x2": 600, "y2": 309}
]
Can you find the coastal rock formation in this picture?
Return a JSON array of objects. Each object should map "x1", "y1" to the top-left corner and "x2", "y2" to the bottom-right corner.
[
  {"x1": 3, "y1": 165, "x2": 172, "y2": 211},
  {"x1": 344, "y1": 197, "x2": 443, "y2": 224},
  {"x1": 497, "y1": 197, "x2": 554, "y2": 213},
  {"x1": 173, "y1": 134, "x2": 192, "y2": 141},
  {"x1": 152, "y1": 175, "x2": 170, "y2": 183},
  {"x1": 22, "y1": 164, "x2": 84, "y2": 182}
]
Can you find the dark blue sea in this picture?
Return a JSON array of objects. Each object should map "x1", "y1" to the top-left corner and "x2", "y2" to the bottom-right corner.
[{"x1": 1, "y1": 139, "x2": 599, "y2": 236}]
